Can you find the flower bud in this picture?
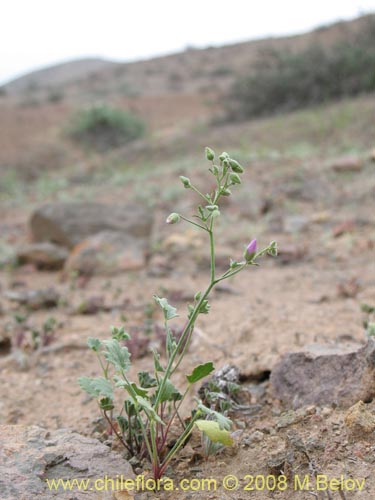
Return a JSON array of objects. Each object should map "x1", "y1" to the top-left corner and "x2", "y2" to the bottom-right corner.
[
  {"x1": 229, "y1": 172, "x2": 241, "y2": 184},
  {"x1": 221, "y1": 188, "x2": 231, "y2": 196},
  {"x1": 267, "y1": 240, "x2": 278, "y2": 257},
  {"x1": 206, "y1": 204, "x2": 218, "y2": 212},
  {"x1": 245, "y1": 239, "x2": 257, "y2": 262},
  {"x1": 229, "y1": 159, "x2": 244, "y2": 173},
  {"x1": 219, "y1": 152, "x2": 229, "y2": 162},
  {"x1": 166, "y1": 213, "x2": 181, "y2": 224},
  {"x1": 179, "y1": 176, "x2": 191, "y2": 189},
  {"x1": 205, "y1": 147, "x2": 215, "y2": 161},
  {"x1": 211, "y1": 209, "x2": 220, "y2": 218}
]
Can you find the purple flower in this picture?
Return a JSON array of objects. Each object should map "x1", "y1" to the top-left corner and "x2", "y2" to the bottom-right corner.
[
  {"x1": 244, "y1": 238, "x2": 257, "y2": 262},
  {"x1": 247, "y1": 239, "x2": 257, "y2": 255}
]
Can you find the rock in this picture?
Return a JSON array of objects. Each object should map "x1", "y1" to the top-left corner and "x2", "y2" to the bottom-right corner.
[
  {"x1": 162, "y1": 230, "x2": 204, "y2": 254},
  {"x1": 331, "y1": 155, "x2": 362, "y2": 172},
  {"x1": 332, "y1": 220, "x2": 355, "y2": 237},
  {"x1": 16, "y1": 242, "x2": 68, "y2": 270},
  {"x1": 248, "y1": 430, "x2": 264, "y2": 443},
  {"x1": 344, "y1": 401, "x2": 375, "y2": 437},
  {"x1": 276, "y1": 409, "x2": 306, "y2": 429},
  {"x1": 337, "y1": 277, "x2": 361, "y2": 298},
  {"x1": 270, "y1": 339, "x2": 375, "y2": 408},
  {"x1": 75, "y1": 295, "x2": 106, "y2": 314},
  {"x1": 0, "y1": 425, "x2": 134, "y2": 500},
  {"x1": 30, "y1": 202, "x2": 153, "y2": 249},
  {"x1": 284, "y1": 215, "x2": 309, "y2": 234},
  {"x1": 4, "y1": 287, "x2": 60, "y2": 309},
  {"x1": 0, "y1": 332, "x2": 11, "y2": 356},
  {"x1": 65, "y1": 231, "x2": 147, "y2": 275}
]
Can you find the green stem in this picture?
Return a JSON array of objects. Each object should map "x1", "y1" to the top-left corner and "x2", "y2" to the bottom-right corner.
[
  {"x1": 154, "y1": 281, "x2": 215, "y2": 408},
  {"x1": 120, "y1": 370, "x2": 153, "y2": 460},
  {"x1": 159, "y1": 411, "x2": 202, "y2": 476},
  {"x1": 179, "y1": 215, "x2": 208, "y2": 231},
  {"x1": 190, "y1": 184, "x2": 210, "y2": 202}
]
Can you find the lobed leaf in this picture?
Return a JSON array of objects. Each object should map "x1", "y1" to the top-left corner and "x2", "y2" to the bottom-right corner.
[
  {"x1": 154, "y1": 296, "x2": 178, "y2": 321},
  {"x1": 186, "y1": 362, "x2": 215, "y2": 384},
  {"x1": 78, "y1": 376, "x2": 114, "y2": 400},
  {"x1": 195, "y1": 420, "x2": 233, "y2": 446},
  {"x1": 103, "y1": 339, "x2": 131, "y2": 372}
]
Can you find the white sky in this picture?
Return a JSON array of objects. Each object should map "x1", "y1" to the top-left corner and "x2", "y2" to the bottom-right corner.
[{"x1": 1, "y1": 0, "x2": 374, "y2": 84}]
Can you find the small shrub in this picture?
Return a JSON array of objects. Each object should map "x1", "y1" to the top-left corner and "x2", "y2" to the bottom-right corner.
[
  {"x1": 79, "y1": 147, "x2": 277, "y2": 479},
  {"x1": 67, "y1": 104, "x2": 145, "y2": 152},
  {"x1": 228, "y1": 16, "x2": 375, "y2": 120}
]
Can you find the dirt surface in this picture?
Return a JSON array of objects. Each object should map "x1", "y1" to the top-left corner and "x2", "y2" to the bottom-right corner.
[
  {"x1": 1, "y1": 139, "x2": 375, "y2": 499},
  {"x1": 1, "y1": 17, "x2": 374, "y2": 495}
]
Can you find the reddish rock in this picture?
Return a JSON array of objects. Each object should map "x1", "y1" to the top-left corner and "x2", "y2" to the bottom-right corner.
[
  {"x1": 270, "y1": 339, "x2": 375, "y2": 408},
  {"x1": 332, "y1": 220, "x2": 355, "y2": 238},
  {"x1": 331, "y1": 156, "x2": 362, "y2": 172},
  {"x1": 30, "y1": 202, "x2": 153, "y2": 249},
  {"x1": 16, "y1": 242, "x2": 68, "y2": 270},
  {"x1": 65, "y1": 231, "x2": 147, "y2": 275}
]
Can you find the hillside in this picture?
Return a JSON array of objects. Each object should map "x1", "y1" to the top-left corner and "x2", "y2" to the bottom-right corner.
[
  {"x1": 3, "y1": 58, "x2": 118, "y2": 95},
  {"x1": 3, "y1": 13, "x2": 372, "y2": 100},
  {"x1": 0, "y1": 13, "x2": 373, "y2": 179}
]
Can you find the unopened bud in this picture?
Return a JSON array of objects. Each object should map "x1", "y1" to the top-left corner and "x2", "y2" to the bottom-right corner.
[
  {"x1": 229, "y1": 172, "x2": 241, "y2": 184},
  {"x1": 229, "y1": 159, "x2": 244, "y2": 173},
  {"x1": 179, "y1": 176, "x2": 191, "y2": 189},
  {"x1": 206, "y1": 204, "x2": 218, "y2": 212},
  {"x1": 244, "y1": 239, "x2": 257, "y2": 262},
  {"x1": 166, "y1": 213, "x2": 181, "y2": 224},
  {"x1": 219, "y1": 152, "x2": 229, "y2": 162},
  {"x1": 205, "y1": 147, "x2": 215, "y2": 161},
  {"x1": 267, "y1": 241, "x2": 278, "y2": 257},
  {"x1": 211, "y1": 209, "x2": 220, "y2": 218},
  {"x1": 221, "y1": 188, "x2": 232, "y2": 196}
]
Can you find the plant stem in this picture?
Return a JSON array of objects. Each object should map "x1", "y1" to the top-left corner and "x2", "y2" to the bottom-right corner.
[
  {"x1": 103, "y1": 410, "x2": 132, "y2": 454},
  {"x1": 159, "y1": 411, "x2": 202, "y2": 477},
  {"x1": 179, "y1": 215, "x2": 208, "y2": 231}
]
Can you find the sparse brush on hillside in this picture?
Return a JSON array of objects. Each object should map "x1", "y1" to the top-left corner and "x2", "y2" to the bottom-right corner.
[
  {"x1": 228, "y1": 16, "x2": 375, "y2": 120},
  {"x1": 67, "y1": 104, "x2": 145, "y2": 152}
]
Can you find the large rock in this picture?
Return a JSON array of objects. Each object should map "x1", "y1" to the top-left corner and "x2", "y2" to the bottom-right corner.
[
  {"x1": 0, "y1": 425, "x2": 134, "y2": 500},
  {"x1": 16, "y1": 242, "x2": 69, "y2": 269},
  {"x1": 30, "y1": 202, "x2": 153, "y2": 249},
  {"x1": 331, "y1": 155, "x2": 362, "y2": 172},
  {"x1": 270, "y1": 339, "x2": 375, "y2": 408},
  {"x1": 64, "y1": 231, "x2": 147, "y2": 275}
]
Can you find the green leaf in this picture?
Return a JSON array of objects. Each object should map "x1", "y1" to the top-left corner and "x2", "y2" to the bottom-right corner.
[
  {"x1": 103, "y1": 339, "x2": 131, "y2": 372},
  {"x1": 117, "y1": 415, "x2": 129, "y2": 433},
  {"x1": 99, "y1": 397, "x2": 114, "y2": 411},
  {"x1": 114, "y1": 377, "x2": 149, "y2": 397},
  {"x1": 87, "y1": 337, "x2": 102, "y2": 352},
  {"x1": 197, "y1": 403, "x2": 232, "y2": 430},
  {"x1": 166, "y1": 327, "x2": 177, "y2": 356},
  {"x1": 138, "y1": 371, "x2": 157, "y2": 388},
  {"x1": 78, "y1": 376, "x2": 114, "y2": 400},
  {"x1": 186, "y1": 362, "x2": 215, "y2": 384},
  {"x1": 195, "y1": 420, "x2": 233, "y2": 446},
  {"x1": 198, "y1": 300, "x2": 210, "y2": 314},
  {"x1": 153, "y1": 296, "x2": 178, "y2": 321},
  {"x1": 159, "y1": 378, "x2": 182, "y2": 402},
  {"x1": 111, "y1": 326, "x2": 131, "y2": 341},
  {"x1": 152, "y1": 349, "x2": 164, "y2": 372},
  {"x1": 135, "y1": 396, "x2": 164, "y2": 425}
]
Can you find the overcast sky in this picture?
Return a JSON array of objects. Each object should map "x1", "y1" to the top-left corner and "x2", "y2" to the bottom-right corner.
[{"x1": 1, "y1": 0, "x2": 374, "y2": 84}]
